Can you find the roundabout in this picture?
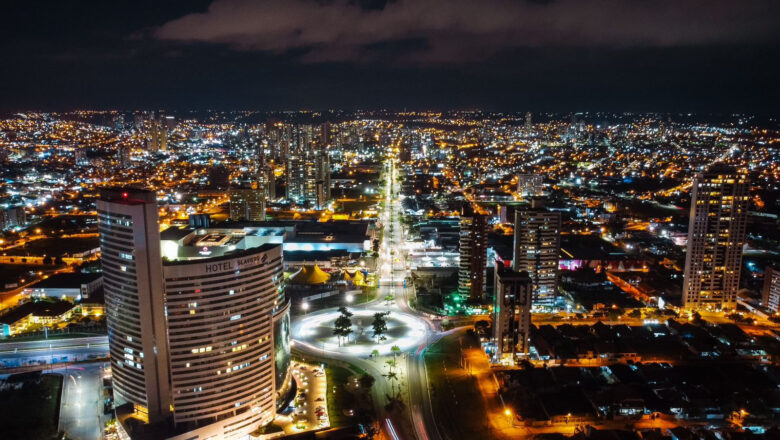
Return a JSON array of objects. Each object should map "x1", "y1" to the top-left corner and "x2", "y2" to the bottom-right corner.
[{"x1": 291, "y1": 307, "x2": 429, "y2": 356}]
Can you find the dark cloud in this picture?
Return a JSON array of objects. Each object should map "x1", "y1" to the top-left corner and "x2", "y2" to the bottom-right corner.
[
  {"x1": 154, "y1": 0, "x2": 780, "y2": 63},
  {"x1": 0, "y1": 0, "x2": 778, "y2": 112}
]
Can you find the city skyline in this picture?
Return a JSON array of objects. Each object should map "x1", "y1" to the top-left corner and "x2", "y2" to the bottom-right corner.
[
  {"x1": 0, "y1": 110, "x2": 778, "y2": 440},
  {"x1": 1, "y1": 1, "x2": 780, "y2": 439}
]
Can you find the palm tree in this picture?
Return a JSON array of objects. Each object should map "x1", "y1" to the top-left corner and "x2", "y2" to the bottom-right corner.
[{"x1": 391, "y1": 345, "x2": 401, "y2": 360}]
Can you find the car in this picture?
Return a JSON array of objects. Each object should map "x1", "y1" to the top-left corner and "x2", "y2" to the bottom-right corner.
[{"x1": 316, "y1": 397, "x2": 324, "y2": 402}]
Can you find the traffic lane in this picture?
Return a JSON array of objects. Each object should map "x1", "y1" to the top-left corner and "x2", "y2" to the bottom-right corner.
[
  {"x1": 407, "y1": 353, "x2": 441, "y2": 440},
  {"x1": 0, "y1": 346, "x2": 108, "y2": 368},
  {"x1": 56, "y1": 363, "x2": 104, "y2": 440},
  {"x1": 0, "y1": 336, "x2": 108, "y2": 352}
]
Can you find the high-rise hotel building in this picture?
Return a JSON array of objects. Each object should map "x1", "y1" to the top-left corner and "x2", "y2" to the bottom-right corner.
[
  {"x1": 99, "y1": 188, "x2": 290, "y2": 440},
  {"x1": 682, "y1": 165, "x2": 749, "y2": 311},
  {"x1": 163, "y1": 238, "x2": 286, "y2": 438},
  {"x1": 98, "y1": 188, "x2": 171, "y2": 424}
]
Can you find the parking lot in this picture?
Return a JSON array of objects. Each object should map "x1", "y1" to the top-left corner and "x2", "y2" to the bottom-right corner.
[{"x1": 278, "y1": 361, "x2": 329, "y2": 434}]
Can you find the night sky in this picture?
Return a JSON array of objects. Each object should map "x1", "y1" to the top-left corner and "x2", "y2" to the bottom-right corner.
[{"x1": 3, "y1": 0, "x2": 780, "y2": 113}]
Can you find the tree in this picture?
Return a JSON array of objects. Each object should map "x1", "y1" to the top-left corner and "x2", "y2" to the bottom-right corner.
[
  {"x1": 372, "y1": 312, "x2": 390, "y2": 342},
  {"x1": 371, "y1": 349, "x2": 380, "y2": 360},
  {"x1": 359, "y1": 374, "x2": 375, "y2": 390},
  {"x1": 333, "y1": 307, "x2": 354, "y2": 346},
  {"x1": 391, "y1": 345, "x2": 401, "y2": 359},
  {"x1": 384, "y1": 294, "x2": 394, "y2": 305},
  {"x1": 519, "y1": 359, "x2": 534, "y2": 370},
  {"x1": 384, "y1": 359, "x2": 400, "y2": 397}
]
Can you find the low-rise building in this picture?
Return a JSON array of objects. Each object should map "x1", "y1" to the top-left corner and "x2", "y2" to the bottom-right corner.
[
  {"x1": 0, "y1": 300, "x2": 77, "y2": 336},
  {"x1": 25, "y1": 272, "x2": 103, "y2": 301}
]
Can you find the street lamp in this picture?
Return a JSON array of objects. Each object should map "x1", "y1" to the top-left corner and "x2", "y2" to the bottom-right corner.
[
  {"x1": 346, "y1": 294, "x2": 354, "y2": 303},
  {"x1": 301, "y1": 302, "x2": 309, "y2": 315}
]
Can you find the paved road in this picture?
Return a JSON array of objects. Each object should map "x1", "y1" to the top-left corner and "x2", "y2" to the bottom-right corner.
[
  {"x1": 55, "y1": 363, "x2": 108, "y2": 440},
  {"x1": 291, "y1": 156, "x2": 444, "y2": 440},
  {"x1": 0, "y1": 336, "x2": 108, "y2": 368},
  {"x1": 383, "y1": 158, "x2": 444, "y2": 440}
]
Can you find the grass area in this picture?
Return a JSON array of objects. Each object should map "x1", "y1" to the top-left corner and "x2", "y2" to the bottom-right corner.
[
  {"x1": 326, "y1": 365, "x2": 356, "y2": 428},
  {"x1": 251, "y1": 422, "x2": 284, "y2": 436},
  {"x1": 348, "y1": 365, "x2": 367, "y2": 376},
  {"x1": 0, "y1": 373, "x2": 63, "y2": 439},
  {"x1": 424, "y1": 331, "x2": 494, "y2": 439},
  {"x1": 290, "y1": 288, "x2": 379, "y2": 316}
]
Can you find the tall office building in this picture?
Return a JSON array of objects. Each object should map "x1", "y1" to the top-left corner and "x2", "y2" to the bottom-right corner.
[
  {"x1": 164, "y1": 115, "x2": 176, "y2": 130},
  {"x1": 513, "y1": 198, "x2": 561, "y2": 308},
  {"x1": 682, "y1": 165, "x2": 749, "y2": 311},
  {"x1": 286, "y1": 155, "x2": 317, "y2": 206},
  {"x1": 458, "y1": 206, "x2": 488, "y2": 301},
  {"x1": 98, "y1": 188, "x2": 171, "y2": 424},
  {"x1": 279, "y1": 124, "x2": 292, "y2": 161},
  {"x1": 492, "y1": 266, "x2": 532, "y2": 363},
  {"x1": 264, "y1": 166, "x2": 276, "y2": 200},
  {"x1": 762, "y1": 266, "x2": 780, "y2": 313},
  {"x1": 0, "y1": 206, "x2": 27, "y2": 230},
  {"x1": 524, "y1": 112, "x2": 532, "y2": 131},
  {"x1": 315, "y1": 149, "x2": 331, "y2": 208},
  {"x1": 119, "y1": 144, "x2": 132, "y2": 169},
  {"x1": 229, "y1": 182, "x2": 266, "y2": 221},
  {"x1": 319, "y1": 122, "x2": 331, "y2": 147},
  {"x1": 147, "y1": 116, "x2": 167, "y2": 152}
]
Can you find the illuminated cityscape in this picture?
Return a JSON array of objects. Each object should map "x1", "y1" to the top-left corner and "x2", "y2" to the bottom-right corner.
[{"x1": 1, "y1": 1, "x2": 780, "y2": 440}]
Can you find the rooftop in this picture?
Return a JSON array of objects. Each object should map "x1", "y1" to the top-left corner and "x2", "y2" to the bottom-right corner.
[{"x1": 30, "y1": 272, "x2": 102, "y2": 289}]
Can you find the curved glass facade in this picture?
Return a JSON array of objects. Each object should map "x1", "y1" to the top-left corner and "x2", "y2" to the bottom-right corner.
[
  {"x1": 273, "y1": 309, "x2": 291, "y2": 407},
  {"x1": 163, "y1": 244, "x2": 284, "y2": 438}
]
